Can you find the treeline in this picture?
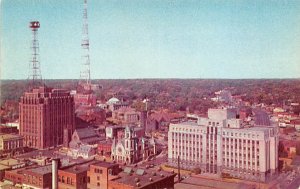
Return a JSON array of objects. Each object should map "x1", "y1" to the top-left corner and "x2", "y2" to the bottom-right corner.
[{"x1": 1, "y1": 79, "x2": 300, "y2": 113}]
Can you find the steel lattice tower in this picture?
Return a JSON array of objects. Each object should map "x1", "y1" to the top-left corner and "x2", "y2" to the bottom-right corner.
[
  {"x1": 29, "y1": 21, "x2": 42, "y2": 86},
  {"x1": 80, "y1": 0, "x2": 91, "y2": 86}
]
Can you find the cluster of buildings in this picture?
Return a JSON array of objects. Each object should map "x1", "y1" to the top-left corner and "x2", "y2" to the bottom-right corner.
[
  {"x1": 1, "y1": 157, "x2": 176, "y2": 189},
  {"x1": 0, "y1": 83, "x2": 288, "y2": 188}
]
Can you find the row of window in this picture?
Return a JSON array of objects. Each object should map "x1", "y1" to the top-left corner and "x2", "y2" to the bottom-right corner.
[{"x1": 223, "y1": 132, "x2": 260, "y2": 139}]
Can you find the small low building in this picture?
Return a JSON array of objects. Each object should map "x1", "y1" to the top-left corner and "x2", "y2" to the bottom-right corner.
[
  {"x1": 98, "y1": 140, "x2": 113, "y2": 156},
  {"x1": 112, "y1": 107, "x2": 140, "y2": 125},
  {"x1": 106, "y1": 97, "x2": 129, "y2": 112},
  {"x1": 0, "y1": 158, "x2": 26, "y2": 180},
  {"x1": 58, "y1": 163, "x2": 91, "y2": 189},
  {"x1": 22, "y1": 165, "x2": 52, "y2": 189},
  {"x1": 4, "y1": 167, "x2": 26, "y2": 185},
  {"x1": 0, "y1": 134, "x2": 23, "y2": 157},
  {"x1": 87, "y1": 161, "x2": 121, "y2": 189}
]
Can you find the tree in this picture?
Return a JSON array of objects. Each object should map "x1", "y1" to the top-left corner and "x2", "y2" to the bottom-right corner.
[
  {"x1": 193, "y1": 167, "x2": 201, "y2": 174},
  {"x1": 278, "y1": 141, "x2": 288, "y2": 158}
]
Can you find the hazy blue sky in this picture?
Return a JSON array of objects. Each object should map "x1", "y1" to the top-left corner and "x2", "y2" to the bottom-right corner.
[{"x1": 1, "y1": 0, "x2": 300, "y2": 79}]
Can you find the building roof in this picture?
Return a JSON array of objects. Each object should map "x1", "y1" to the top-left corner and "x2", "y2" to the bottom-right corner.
[
  {"x1": 79, "y1": 145, "x2": 94, "y2": 153},
  {"x1": 0, "y1": 158, "x2": 24, "y2": 167},
  {"x1": 0, "y1": 164, "x2": 10, "y2": 171},
  {"x1": 107, "y1": 97, "x2": 120, "y2": 104},
  {"x1": 0, "y1": 134, "x2": 23, "y2": 141},
  {"x1": 173, "y1": 121, "x2": 199, "y2": 127},
  {"x1": 110, "y1": 167, "x2": 176, "y2": 187},
  {"x1": 60, "y1": 160, "x2": 97, "y2": 174},
  {"x1": 253, "y1": 109, "x2": 271, "y2": 126},
  {"x1": 98, "y1": 139, "x2": 113, "y2": 145},
  {"x1": 92, "y1": 161, "x2": 118, "y2": 168},
  {"x1": 150, "y1": 111, "x2": 185, "y2": 123},
  {"x1": 27, "y1": 165, "x2": 52, "y2": 175},
  {"x1": 75, "y1": 128, "x2": 99, "y2": 140}
]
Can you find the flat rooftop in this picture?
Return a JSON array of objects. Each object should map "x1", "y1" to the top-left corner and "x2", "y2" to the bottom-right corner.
[
  {"x1": 28, "y1": 165, "x2": 52, "y2": 175},
  {"x1": 0, "y1": 164, "x2": 10, "y2": 171},
  {"x1": 110, "y1": 167, "x2": 176, "y2": 187},
  {"x1": 0, "y1": 158, "x2": 24, "y2": 167},
  {"x1": 60, "y1": 160, "x2": 98, "y2": 174},
  {"x1": 0, "y1": 134, "x2": 23, "y2": 140},
  {"x1": 172, "y1": 121, "x2": 275, "y2": 132},
  {"x1": 172, "y1": 121, "x2": 199, "y2": 126},
  {"x1": 91, "y1": 161, "x2": 117, "y2": 168}
]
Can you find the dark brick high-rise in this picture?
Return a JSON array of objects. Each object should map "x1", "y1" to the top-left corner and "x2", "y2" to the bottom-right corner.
[{"x1": 19, "y1": 87, "x2": 75, "y2": 149}]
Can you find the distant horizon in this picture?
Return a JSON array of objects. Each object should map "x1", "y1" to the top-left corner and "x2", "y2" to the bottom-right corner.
[
  {"x1": 1, "y1": 77, "x2": 300, "y2": 81},
  {"x1": 1, "y1": 1, "x2": 300, "y2": 79}
]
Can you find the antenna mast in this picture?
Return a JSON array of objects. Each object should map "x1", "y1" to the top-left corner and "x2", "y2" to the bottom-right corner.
[
  {"x1": 29, "y1": 21, "x2": 42, "y2": 87},
  {"x1": 80, "y1": 0, "x2": 91, "y2": 86}
]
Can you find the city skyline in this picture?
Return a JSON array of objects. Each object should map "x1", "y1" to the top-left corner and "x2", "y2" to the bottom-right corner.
[{"x1": 1, "y1": 0, "x2": 300, "y2": 79}]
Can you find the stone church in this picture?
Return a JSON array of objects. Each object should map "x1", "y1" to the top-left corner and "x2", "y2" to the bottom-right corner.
[{"x1": 111, "y1": 126, "x2": 156, "y2": 164}]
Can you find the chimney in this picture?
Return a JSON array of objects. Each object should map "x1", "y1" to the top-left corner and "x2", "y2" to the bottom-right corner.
[{"x1": 52, "y1": 158, "x2": 60, "y2": 189}]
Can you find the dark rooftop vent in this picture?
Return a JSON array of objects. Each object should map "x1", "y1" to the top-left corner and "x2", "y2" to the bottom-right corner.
[
  {"x1": 135, "y1": 178, "x2": 140, "y2": 182},
  {"x1": 160, "y1": 173, "x2": 164, "y2": 178},
  {"x1": 136, "y1": 182, "x2": 141, "y2": 187},
  {"x1": 149, "y1": 177, "x2": 153, "y2": 182},
  {"x1": 152, "y1": 172, "x2": 156, "y2": 176}
]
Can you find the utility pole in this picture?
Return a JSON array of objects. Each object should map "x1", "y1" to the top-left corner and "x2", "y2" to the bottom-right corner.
[{"x1": 178, "y1": 155, "x2": 181, "y2": 183}]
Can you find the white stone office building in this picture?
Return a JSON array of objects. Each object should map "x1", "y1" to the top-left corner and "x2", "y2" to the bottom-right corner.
[{"x1": 168, "y1": 108, "x2": 278, "y2": 182}]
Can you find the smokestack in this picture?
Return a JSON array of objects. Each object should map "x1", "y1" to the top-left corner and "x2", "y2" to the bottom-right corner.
[{"x1": 52, "y1": 158, "x2": 60, "y2": 189}]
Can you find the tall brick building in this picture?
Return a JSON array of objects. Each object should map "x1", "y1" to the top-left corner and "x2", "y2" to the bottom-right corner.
[{"x1": 19, "y1": 87, "x2": 75, "y2": 149}]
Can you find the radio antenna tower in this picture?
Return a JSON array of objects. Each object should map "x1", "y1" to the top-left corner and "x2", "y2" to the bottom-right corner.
[
  {"x1": 80, "y1": 0, "x2": 91, "y2": 86},
  {"x1": 28, "y1": 21, "x2": 42, "y2": 87}
]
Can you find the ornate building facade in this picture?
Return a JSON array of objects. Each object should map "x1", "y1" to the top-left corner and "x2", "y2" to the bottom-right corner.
[{"x1": 111, "y1": 126, "x2": 156, "y2": 164}]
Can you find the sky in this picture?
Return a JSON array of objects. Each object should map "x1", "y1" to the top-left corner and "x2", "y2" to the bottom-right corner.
[{"x1": 1, "y1": 0, "x2": 300, "y2": 79}]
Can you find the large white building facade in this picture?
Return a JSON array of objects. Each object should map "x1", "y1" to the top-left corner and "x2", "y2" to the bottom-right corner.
[{"x1": 168, "y1": 108, "x2": 278, "y2": 182}]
